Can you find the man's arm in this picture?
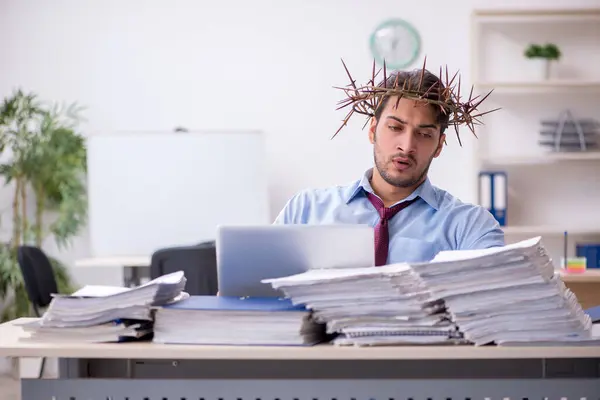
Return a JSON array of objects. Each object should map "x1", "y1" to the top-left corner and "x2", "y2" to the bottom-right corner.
[
  {"x1": 457, "y1": 205, "x2": 505, "y2": 250},
  {"x1": 273, "y1": 190, "x2": 308, "y2": 225}
]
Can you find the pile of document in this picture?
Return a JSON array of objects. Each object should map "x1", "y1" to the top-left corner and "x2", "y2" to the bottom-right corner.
[
  {"x1": 263, "y1": 266, "x2": 464, "y2": 346},
  {"x1": 152, "y1": 295, "x2": 325, "y2": 345},
  {"x1": 264, "y1": 236, "x2": 597, "y2": 347},
  {"x1": 411, "y1": 237, "x2": 595, "y2": 346},
  {"x1": 19, "y1": 271, "x2": 187, "y2": 343}
]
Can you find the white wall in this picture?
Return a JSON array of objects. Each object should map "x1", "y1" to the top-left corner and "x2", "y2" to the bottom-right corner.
[{"x1": 0, "y1": 0, "x2": 598, "y2": 288}]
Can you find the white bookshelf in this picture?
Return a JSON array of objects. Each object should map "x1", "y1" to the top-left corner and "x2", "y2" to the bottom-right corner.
[
  {"x1": 471, "y1": 8, "x2": 600, "y2": 255},
  {"x1": 473, "y1": 8, "x2": 600, "y2": 24},
  {"x1": 476, "y1": 80, "x2": 600, "y2": 94},
  {"x1": 483, "y1": 151, "x2": 600, "y2": 166},
  {"x1": 502, "y1": 226, "x2": 600, "y2": 236}
]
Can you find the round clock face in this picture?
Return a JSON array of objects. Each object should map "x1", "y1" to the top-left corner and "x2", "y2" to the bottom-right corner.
[{"x1": 369, "y1": 19, "x2": 421, "y2": 70}]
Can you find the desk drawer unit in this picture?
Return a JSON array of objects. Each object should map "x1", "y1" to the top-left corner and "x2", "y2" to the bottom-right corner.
[
  {"x1": 20, "y1": 358, "x2": 600, "y2": 400},
  {"x1": 19, "y1": 377, "x2": 600, "y2": 400}
]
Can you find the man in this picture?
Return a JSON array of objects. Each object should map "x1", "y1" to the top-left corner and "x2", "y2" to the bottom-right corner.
[{"x1": 274, "y1": 67, "x2": 504, "y2": 265}]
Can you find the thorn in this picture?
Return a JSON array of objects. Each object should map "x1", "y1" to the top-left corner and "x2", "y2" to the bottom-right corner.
[
  {"x1": 362, "y1": 116, "x2": 371, "y2": 130},
  {"x1": 471, "y1": 89, "x2": 494, "y2": 110},
  {"x1": 383, "y1": 59, "x2": 387, "y2": 88},
  {"x1": 341, "y1": 58, "x2": 358, "y2": 92},
  {"x1": 418, "y1": 56, "x2": 427, "y2": 91},
  {"x1": 454, "y1": 124, "x2": 462, "y2": 147}
]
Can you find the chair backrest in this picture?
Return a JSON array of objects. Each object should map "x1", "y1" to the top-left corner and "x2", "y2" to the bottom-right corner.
[
  {"x1": 150, "y1": 241, "x2": 218, "y2": 295},
  {"x1": 16, "y1": 245, "x2": 59, "y2": 309}
]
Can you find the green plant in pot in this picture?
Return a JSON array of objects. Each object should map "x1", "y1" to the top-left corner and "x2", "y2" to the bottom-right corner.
[
  {"x1": 524, "y1": 43, "x2": 562, "y2": 80},
  {"x1": 0, "y1": 89, "x2": 86, "y2": 322}
]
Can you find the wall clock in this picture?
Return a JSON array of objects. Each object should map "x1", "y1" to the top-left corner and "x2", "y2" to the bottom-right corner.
[{"x1": 369, "y1": 19, "x2": 421, "y2": 70}]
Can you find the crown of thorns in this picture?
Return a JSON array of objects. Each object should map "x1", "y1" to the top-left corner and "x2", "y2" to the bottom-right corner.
[{"x1": 333, "y1": 57, "x2": 499, "y2": 146}]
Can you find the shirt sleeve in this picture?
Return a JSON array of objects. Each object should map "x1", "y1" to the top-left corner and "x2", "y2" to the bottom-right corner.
[
  {"x1": 273, "y1": 191, "x2": 307, "y2": 225},
  {"x1": 457, "y1": 205, "x2": 505, "y2": 250}
]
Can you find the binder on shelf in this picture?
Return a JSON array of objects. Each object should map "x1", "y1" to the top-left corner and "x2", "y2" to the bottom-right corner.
[
  {"x1": 478, "y1": 171, "x2": 507, "y2": 226},
  {"x1": 576, "y1": 243, "x2": 600, "y2": 269}
]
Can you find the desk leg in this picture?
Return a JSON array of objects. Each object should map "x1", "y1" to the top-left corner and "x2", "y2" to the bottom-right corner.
[
  {"x1": 130, "y1": 266, "x2": 139, "y2": 287},
  {"x1": 58, "y1": 358, "x2": 87, "y2": 379},
  {"x1": 123, "y1": 266, "x2": 147, "y2": 287}
]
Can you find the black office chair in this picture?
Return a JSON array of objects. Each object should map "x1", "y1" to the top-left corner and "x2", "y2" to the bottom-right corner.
[
  {"x1": 150, "y1": 241, "x2": 218, "y2": 295},
  {"x1": 16, "y1": 245, "x2": 58, "y2": 379}
]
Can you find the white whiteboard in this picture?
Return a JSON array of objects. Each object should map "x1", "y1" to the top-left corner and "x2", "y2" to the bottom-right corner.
[{"x1": 86, "y1": 131, "x2": 270, "y2": 257}]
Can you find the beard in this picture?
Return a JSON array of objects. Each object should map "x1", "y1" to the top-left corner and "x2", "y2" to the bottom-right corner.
[{"x1": 373, "y1": 146, "x2": 436, "y2": 189}]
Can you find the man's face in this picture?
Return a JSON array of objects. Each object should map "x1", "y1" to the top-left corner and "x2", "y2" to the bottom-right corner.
[{"x1": 369, "y1": 96, "x2": 445, "y2": 189}]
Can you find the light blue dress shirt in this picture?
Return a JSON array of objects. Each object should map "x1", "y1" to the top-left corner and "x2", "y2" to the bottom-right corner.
[{"x1": 274, "y1": 168, "x2": 505, "y2": 264}]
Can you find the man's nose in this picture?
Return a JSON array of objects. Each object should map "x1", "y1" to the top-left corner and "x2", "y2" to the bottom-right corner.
[{"x1": 397, "y1": 131, "x2": 417, "y2": 154}]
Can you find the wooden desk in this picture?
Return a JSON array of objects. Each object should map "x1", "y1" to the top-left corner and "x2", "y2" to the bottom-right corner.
[
  {"x1": 560, "y1": 270, "x2": 600, "y2": 309},
  {"x1": 1, "y1": 318, "x2": 600, "y2": 399}
]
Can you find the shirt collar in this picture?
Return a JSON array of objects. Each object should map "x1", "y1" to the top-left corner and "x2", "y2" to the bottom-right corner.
[{"x1": 345, "y1": 168, "x2": 440, "y2": 210}]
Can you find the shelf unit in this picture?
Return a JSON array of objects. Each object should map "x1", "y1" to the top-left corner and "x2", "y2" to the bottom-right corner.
[
  {"x1": 482, "y1": 151, "x2": 600, "y2": 166},
  {"x1": 476, "y1": 80, "x2": 600, "y2": 94},
  {"x1": 559, "y1": 269, "x2": 600, "y2": 283},
  {"x1": 473, "y1": 9, "x2": 600, "y2": 24},
  {"x1": 470, "y1": 8, "x2": 600, "y2": 261},
  {"x1": 502, "y1": 225, "x2": 600, "y2": 236}
]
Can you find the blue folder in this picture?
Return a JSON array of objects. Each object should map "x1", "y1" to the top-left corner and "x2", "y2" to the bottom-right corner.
[
  {"x1": 478, "y1": 171, "x2": 507, "y2": 226},
  {"x1": 585, "y1": 305, "x2": 600, "y2": 323},
  {"x1": 160, "y1": 295, "x2": 308, "y2": 312}
]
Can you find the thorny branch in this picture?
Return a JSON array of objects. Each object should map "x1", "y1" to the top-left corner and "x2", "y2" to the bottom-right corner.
[{"x1": 332, "y1": 57, "x2": 500, "y2": 146}]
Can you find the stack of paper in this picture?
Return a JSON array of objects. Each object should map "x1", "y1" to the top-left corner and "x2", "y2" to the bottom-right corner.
[
  {"x1": 153, "y1": 296, "x2": 326, "y2": 345},
  {"x1": 263, "y1": 265, "x2": 464, "y2": 346},
  {"x1": 19, "y1": 271, "x2": 187, "y2": 343},
  {"x1": 19, "y1": 319, "x2": 154, "y2": 343},
  {"x1": 411, "y1": 236, "x2": 595, "y2": 346}
]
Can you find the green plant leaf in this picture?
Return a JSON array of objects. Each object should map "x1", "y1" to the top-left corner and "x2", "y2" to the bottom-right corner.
[{"x1": 0, "y1": 90, "x2": 85, "y2": 322}]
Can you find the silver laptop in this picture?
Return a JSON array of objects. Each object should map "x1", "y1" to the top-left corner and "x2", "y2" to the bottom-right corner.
[{"x1": 216, "y1": 224, "x2": 374, "y2": 298}]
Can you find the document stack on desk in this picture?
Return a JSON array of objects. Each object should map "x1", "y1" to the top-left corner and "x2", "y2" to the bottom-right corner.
[
  {"x1": 152, "y1": 295, "x2": 325, "y2": 345},
  {"x1": 412, "y1": 236, "x2": 596, "y2": 346},
  {"x1": 19, "y1": 271, "x2": 187, "y2": 343},
  {"x1": 263, "y1": 265, "x2": 463, "y2": 346}
]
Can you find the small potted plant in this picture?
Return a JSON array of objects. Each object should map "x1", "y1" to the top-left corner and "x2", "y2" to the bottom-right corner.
[{"x1": 524, "y1": 43, "x2": 562, "y2": 80}]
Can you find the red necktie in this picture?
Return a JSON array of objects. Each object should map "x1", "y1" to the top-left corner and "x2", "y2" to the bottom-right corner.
[{"x1": 366, "y1": 192, "x2": 418, "y2": 266}]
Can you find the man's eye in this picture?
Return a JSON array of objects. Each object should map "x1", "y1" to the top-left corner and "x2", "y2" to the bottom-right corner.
[{"x1": 388, "y1": 125, "x2": 402, "y2": 131}]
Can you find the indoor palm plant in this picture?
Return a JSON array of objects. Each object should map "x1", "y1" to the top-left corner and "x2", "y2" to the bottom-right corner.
[{"x1": 0, "y1": 89, "x2": 87, "y2": 322}]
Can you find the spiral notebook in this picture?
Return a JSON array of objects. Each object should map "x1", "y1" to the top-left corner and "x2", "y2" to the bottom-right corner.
[
  {"x1": 341, "y1": 326, "x2": 462, "y2": 338},
  {"x1": 333, "y1": 326, "x2": 467, "y2": 346}
]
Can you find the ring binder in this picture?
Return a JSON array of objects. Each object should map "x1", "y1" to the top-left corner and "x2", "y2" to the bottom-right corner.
[{"x1": 478, "y1": 171, "x2": 507, "y2": 226}]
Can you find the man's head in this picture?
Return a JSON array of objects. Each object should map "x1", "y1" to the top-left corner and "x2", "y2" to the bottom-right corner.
[{"x1": 369, "y1": 68, "x2": 448, "y2": 190}]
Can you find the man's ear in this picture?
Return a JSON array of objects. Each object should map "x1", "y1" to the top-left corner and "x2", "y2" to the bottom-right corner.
[
  {"x1": 369, "y1": 117, "x2": 377, "y2": 144},
  {"x1": 434, "y1": 133, "x2": 445, "y2": 158}
]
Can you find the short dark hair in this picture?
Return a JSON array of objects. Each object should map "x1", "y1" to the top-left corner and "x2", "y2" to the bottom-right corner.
[{"x1": 373, "y1": 69, "x2": 450, "y2": 134}]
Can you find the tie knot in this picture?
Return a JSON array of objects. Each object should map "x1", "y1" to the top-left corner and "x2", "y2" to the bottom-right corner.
[
  {"x1": 381, "y1": 206, "x2": 397, "y2": 220},
  {"x1": 366, "y1": 192, "x2": 418, "y2": 221}
]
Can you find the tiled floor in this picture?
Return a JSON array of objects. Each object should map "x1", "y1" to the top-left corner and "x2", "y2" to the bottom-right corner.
[
  {"x1": 0, "y1": 376, "x2": 19, "y2": 400},
  {"x1": 0, "y1": 358, "x2": 60, "y2": 399}
]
